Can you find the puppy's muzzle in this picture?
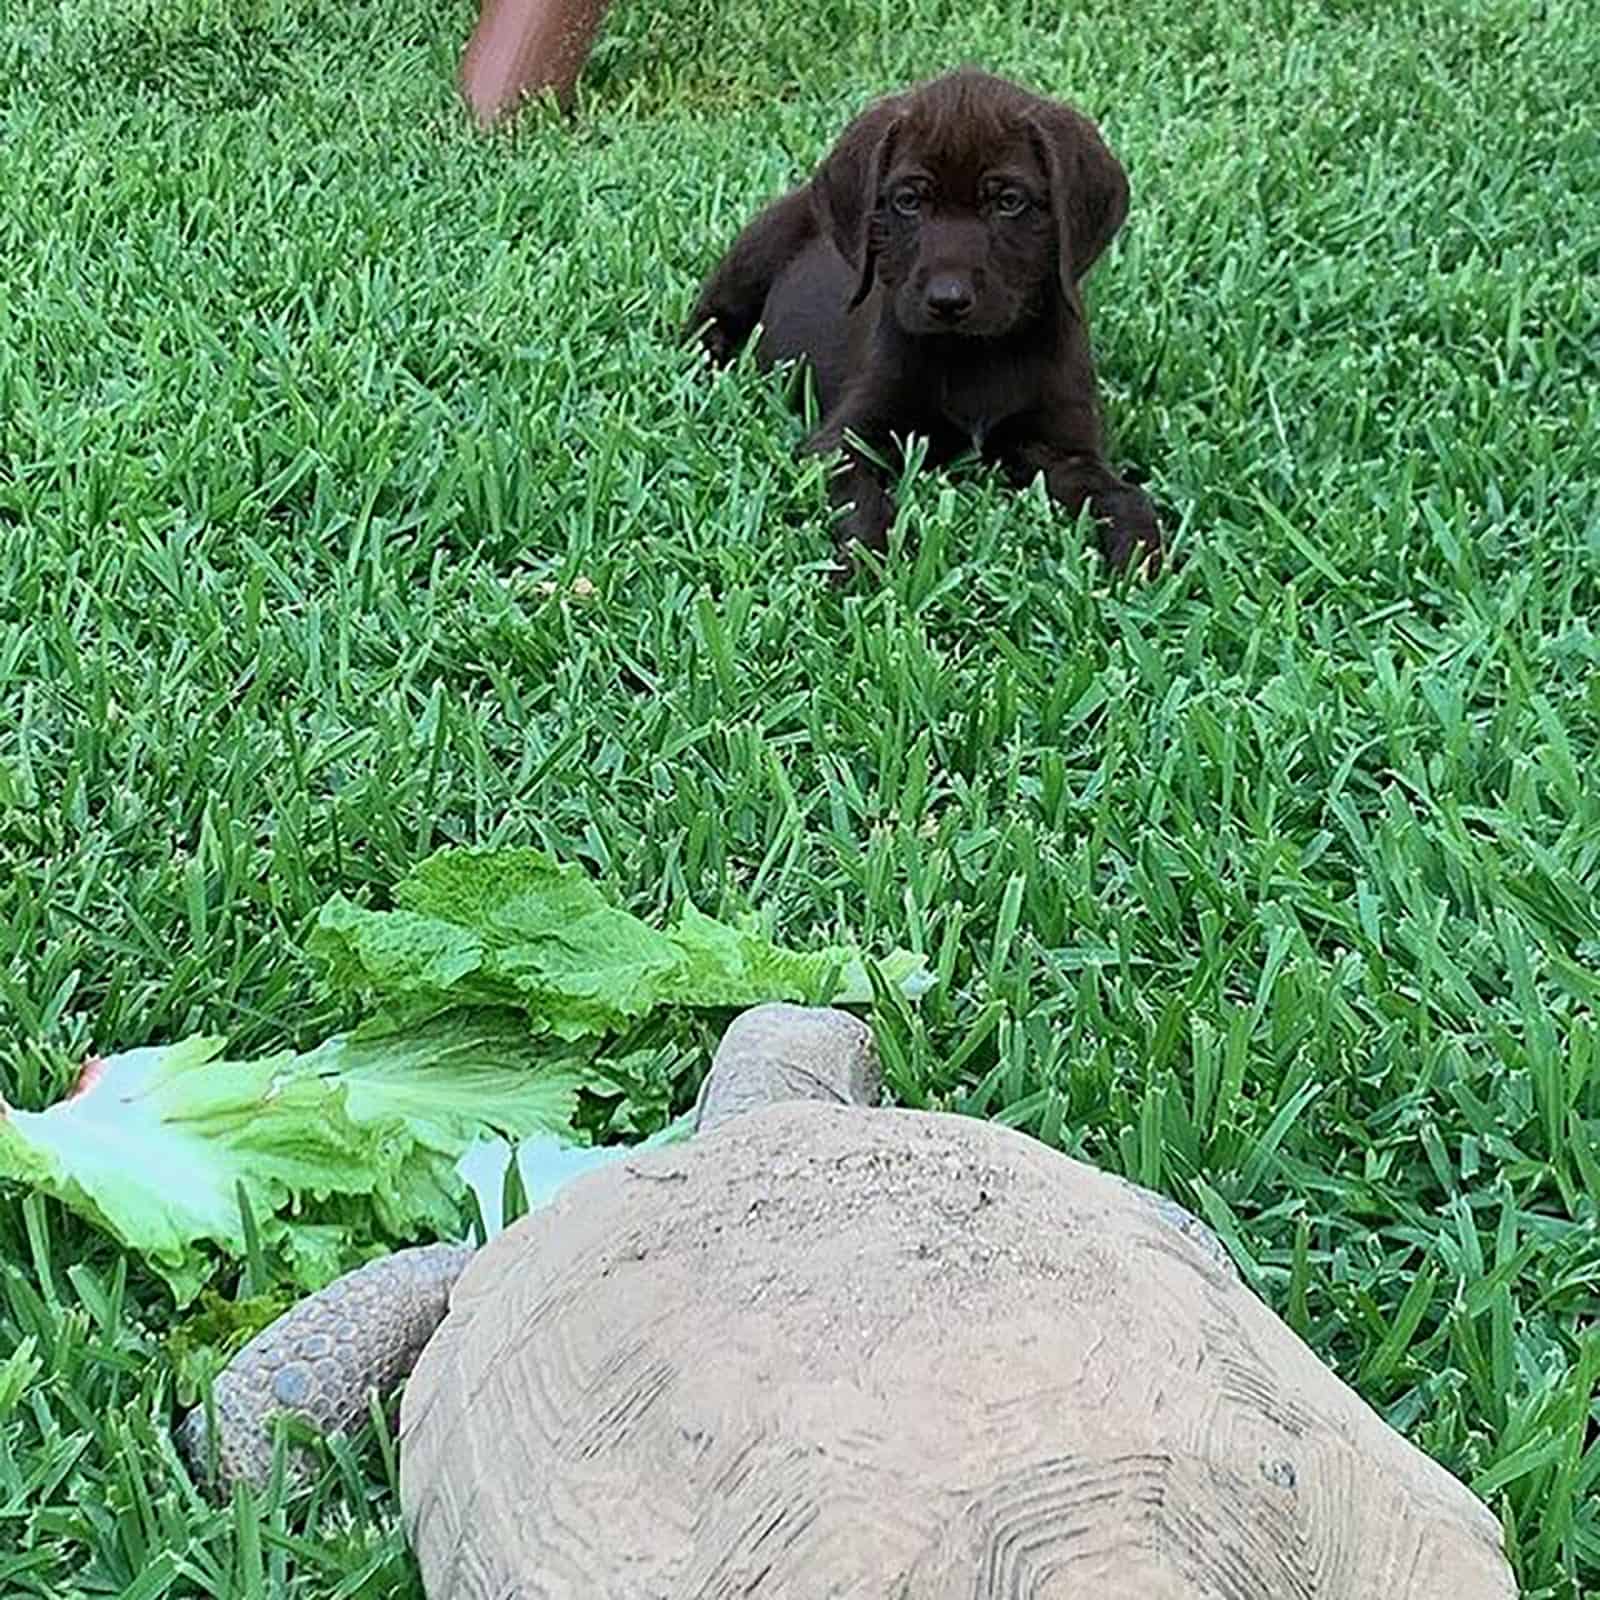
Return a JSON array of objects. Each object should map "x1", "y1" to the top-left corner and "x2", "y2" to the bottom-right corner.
[{"x1": 924, "y1": 274, "x2": 976, "y2": 323}]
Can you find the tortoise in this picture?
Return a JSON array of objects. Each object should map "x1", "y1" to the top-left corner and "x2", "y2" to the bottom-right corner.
[{"x1": 177, "y1": 1003, "x2": 1517, "y2": 1597}]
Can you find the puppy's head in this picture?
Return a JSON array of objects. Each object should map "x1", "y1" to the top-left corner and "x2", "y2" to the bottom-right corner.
[{"x1": 813, "y1": 68, "x2": 1130, "y2": 337}]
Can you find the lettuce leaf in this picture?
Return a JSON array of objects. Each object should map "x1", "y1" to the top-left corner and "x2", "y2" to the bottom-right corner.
[
  {"x1": 458, "y1": 1111, "x2": 696, "y2": 1239},
  {"x1": 310, "y1": 845, "x2": 933, "y2": 1038},
  {"x1": 1, "y1": 845, "x2": 934, "y2": 1303},
  {"x1": 0, "y1": 1013, "x2": 586, "y2": 1305}
]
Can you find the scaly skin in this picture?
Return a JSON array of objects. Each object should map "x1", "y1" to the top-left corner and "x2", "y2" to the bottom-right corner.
[
  {"x1": 176, "y1": 1242, "x2": 474, "y2": 1493},
  {"x1": 692, "y1": 1002, "x2": 881, "y2": 1133}
]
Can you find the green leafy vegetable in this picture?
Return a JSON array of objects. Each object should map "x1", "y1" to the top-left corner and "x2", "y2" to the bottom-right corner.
[
  {"x1": 459, "y1": 1111, "x2": 696, "y2": 1238},
  {"x1": 0, "y1": 1012, "x2": 585, "y2": 1305},
  {"x1": 310, "y1": 845, "x2": 933, "y2": 1037},
  {"x1": 2, "y1": 844, "x2": 934, "y2": 1303}
]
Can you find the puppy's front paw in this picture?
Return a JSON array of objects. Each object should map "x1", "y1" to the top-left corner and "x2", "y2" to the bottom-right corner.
[
  {"x1": 1095, "y1": 482, "x2": 1163, "y2": 574},
  {"x1": 827, "y1": 482, "x2": 896, "y2": 584},
  {"x1": 689, "y1": 314, "x2": 743, "y2": 367}
]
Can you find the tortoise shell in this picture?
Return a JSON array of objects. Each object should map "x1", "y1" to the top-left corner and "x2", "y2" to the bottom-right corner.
[{"x1": 398, "y1": 1100, "x2": 1514, "y2": 1598}]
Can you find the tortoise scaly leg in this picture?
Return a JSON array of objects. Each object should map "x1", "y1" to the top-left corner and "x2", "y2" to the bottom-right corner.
[{"x1": 176, "y1": 1243, "x2": 474, "y2": 1495}]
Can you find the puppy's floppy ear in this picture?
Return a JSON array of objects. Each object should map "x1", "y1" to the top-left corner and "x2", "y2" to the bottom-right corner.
[
  {"x1": 1027, "y1": 101, "x2": 1131, "y2": 315},
  {"x1": 812, "y1": 95, "x2": 903, "y2": 308}
]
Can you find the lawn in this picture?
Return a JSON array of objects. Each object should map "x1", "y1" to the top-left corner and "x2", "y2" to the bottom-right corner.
[{"x1": 2, "y1": 0, "x2": 1598, "y2": 1590}]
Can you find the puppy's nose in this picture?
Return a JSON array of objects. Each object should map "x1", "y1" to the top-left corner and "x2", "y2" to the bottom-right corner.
[{"x1": 925, "y1": 276, "x2": 975, "y2": 322}]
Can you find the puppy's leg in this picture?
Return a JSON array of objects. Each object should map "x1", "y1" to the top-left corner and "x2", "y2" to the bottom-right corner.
[
  {"x1": 686, "y1": 186, "x2": 818, "y2": 366},
  {"x1": 801, "y1": 390, "x2": 901, "y2": 579},
  {"x1": 1006, "y1": 439, "x2": 1162, "y2": 572}
]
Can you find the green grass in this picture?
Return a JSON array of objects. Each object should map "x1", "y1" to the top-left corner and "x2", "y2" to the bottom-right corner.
[{"x1": 2, "y1": 0, "x2": 1599, "y2": 1589}]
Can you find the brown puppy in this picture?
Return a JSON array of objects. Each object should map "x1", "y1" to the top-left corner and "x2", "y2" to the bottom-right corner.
[{"x1": 686, "y1": 67, "x2": 1161, "y2": 577}]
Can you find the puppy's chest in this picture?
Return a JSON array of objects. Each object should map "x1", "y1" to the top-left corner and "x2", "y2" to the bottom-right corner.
[{"x1": 932, "y1": 365, "x2": 1027, "y2": 448}]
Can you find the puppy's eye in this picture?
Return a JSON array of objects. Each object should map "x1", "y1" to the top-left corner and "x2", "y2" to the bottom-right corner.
[
  {"x1": 891, "y1": 189, "x2": 923, "y2": 217},
  {"x1": 993, "y1": 188, "x2": 1028, "y2": 216}
]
